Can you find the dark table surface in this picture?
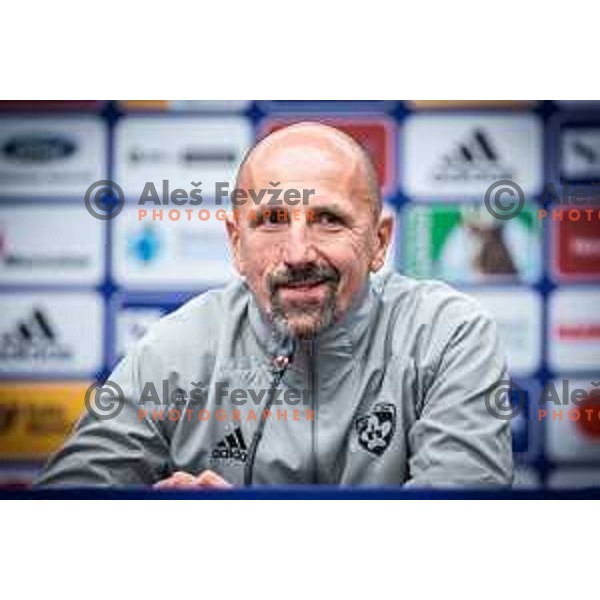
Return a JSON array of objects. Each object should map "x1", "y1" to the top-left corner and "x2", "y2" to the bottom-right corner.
[{"x1": 2, "y1": 485, "x2": 600, "y2": 499}]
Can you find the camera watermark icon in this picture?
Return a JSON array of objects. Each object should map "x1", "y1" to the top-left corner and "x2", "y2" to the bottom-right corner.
[
  {"x1": 84, "y1": 380, "x2": 125, "y2": 420},
  {"x1": 84, "y1": 180, "x2": 125, "y2": 221},
  {"x1": 485, "y1": 379, "x2": 527, "y2": 421},
  {"x1": 484, "y1": 180, "x2": 525, "y2": 221}
]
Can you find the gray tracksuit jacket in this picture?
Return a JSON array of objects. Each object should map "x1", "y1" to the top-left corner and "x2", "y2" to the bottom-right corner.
[{"x1": 36, "y1": 272, "x2": 513, "y2": 487}]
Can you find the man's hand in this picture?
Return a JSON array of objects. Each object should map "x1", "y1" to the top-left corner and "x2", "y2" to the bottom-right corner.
[{"x1": 153, "y1": 470, "x2": 232, "y2": 489}]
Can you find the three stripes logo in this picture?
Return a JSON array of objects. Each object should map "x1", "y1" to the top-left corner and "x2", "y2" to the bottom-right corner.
[
  {"x1": 571, "y1": 139, "x2": 599, "y2": 165},
  {"x1": 432, "y1": 128, "x2": 514, "y2": 182},
  {"x1": 210, "y1": 427, "x2": 248, "y2": 464},
  {"x1": 0, "y1": 307, "x2": 72, "y2": 361},
  {"x1": 561, "y1": 129, "x2": 600, "y2": 181}
]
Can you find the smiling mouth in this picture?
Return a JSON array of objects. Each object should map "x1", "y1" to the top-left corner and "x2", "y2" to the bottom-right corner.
[
  {"x1": 279, "y1": 279, "x2": 328, "y2": 290},
  {"x1": 270, "y1": 266, "x2": 340, "y2": 303},
  {"x1": 276, "y1": 280, "x2": 334, "y2": 300}
]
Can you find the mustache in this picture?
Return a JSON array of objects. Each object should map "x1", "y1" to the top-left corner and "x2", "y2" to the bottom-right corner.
[{"x1": 268, "y1": 264, "x2": 340, "y2": 292}]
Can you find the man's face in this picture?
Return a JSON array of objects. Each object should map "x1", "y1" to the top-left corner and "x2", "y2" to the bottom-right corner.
[{"x1": 227, "y1": 135, "x2": 392, "y2": 339}]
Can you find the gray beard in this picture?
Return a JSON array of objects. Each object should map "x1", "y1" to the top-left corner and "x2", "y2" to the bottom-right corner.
[{"x1": 270, "y1": 285, "x2": 337, "y2": 340}]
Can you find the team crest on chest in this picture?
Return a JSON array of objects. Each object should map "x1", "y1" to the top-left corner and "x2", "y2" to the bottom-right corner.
[{"x1": 355, "y1": 402, "x2": 396, "y2": 456}]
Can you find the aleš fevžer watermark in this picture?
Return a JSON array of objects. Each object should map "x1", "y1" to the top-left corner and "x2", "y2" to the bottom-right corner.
[{"x1": 84, "y1": 179, "x2": 316, "y2": 221}]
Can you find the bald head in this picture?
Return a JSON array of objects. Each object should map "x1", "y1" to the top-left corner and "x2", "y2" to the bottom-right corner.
[{"x1": 236, "y1": 122, "x2": 382, "y2": 220}]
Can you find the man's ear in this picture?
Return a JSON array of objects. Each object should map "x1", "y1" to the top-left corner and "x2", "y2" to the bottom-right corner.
[
  {"x1": 370, "y1": 211, "x2": 394, "y2": 273},
  {"x1": 225, "y1": 214, "x2": 244, "y2": 275}
]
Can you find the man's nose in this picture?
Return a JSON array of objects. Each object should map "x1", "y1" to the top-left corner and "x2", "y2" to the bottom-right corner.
[{"x1": 282, "y1": 221, "x2": 317, "y2": 267}]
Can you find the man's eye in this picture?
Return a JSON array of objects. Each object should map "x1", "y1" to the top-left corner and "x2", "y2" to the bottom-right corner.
[
  {"x1": 268, "y1": 212, "x2": 285, "y2": 224},
  {"x1": 259, "y1": 212, "x2": 286, "y2": 227},
  {"x1": 316, "y1": 212, "x2": 342, "y2": 226}
]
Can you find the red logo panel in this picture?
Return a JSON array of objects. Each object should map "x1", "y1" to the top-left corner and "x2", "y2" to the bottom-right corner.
[{"x1": 554, "y1": 207, "x2": 600, "y2": 280}]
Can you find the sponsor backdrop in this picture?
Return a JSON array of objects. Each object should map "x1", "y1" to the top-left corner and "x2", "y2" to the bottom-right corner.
[{"x1": 0, "y1": 100, "x2": 599, "y2": 489}]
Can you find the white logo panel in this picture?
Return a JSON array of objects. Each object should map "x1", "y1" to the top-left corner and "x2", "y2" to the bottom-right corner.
[
  {"x1": 0, "y1": 292, "x2": 103, "y2": 375},
  {"x1": 466, "y1": 288, "x2": 542, "y2": 376},
  {"x1": 0, "y1": 203, "x2": 104, "y2": 285},
  {"x1": 549, "y1": 288, "x2": 600, "y2": 371},
  {"x1": 113, "y1": 206, "x2": 235, "y2": 289},
  {"x1": 402, "y1": 114, "x2": 543, "y2": 198},
  {"x1": 0, "y1": 117, "x2": 107, "y2": 197},
  {"x1": 114, "y1": 117, "x2": 253, "y2": 197}
]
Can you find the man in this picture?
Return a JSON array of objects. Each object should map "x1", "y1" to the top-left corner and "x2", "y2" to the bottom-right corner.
[{"x1": 37, "y1": 122, "x2": 512, "y2": 488}]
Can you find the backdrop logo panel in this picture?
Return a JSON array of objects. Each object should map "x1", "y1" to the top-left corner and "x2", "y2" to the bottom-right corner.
[
  {"x1": 0, "y1": 203, "x2": 105, "y2": 285},
  {"x1": 114, "y1": 116, "x2": 253, "y2": 196},
  {"x1": 0, "y1": 382, "x2": 88, "y2": 459},
  {"x1": 112, "y1": 205, "x2": 235, "y2": 289},
  {"x1": 466, "y1": 288, "x2": 542, "y2": 376},
  {"x1": 552, "y1": 205, "x2": 600, "y2": 280},
  {"x1": 402, "y1": 113, "x2": 543, "y2": 198},
  {"x1": 0, "y1": 292, "x2": 103, "y2": 376},
  {"x1": 548, "y1": 288, "x2": 600, "y2": 371},
  {"x1": 0, "y1": 116, "x2": 107, "y2": 197},
  {"x1": 402, "y1": 202, "x2": 542, "y2": 283}
]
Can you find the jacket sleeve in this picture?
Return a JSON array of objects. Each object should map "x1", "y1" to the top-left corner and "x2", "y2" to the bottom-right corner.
[
  {"x1": 34, "y1": 342, "x2": 172, "y2": 487},
  {"x1": 404, "y1": 304, "x2": 514, "y2": 487}
]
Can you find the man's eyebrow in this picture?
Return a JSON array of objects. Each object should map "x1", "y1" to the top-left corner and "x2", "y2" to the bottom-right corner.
[
  {"x1": 311, "y1": 203, "x2": 346, "y2": 213},
  {"x1": 310, "y1": 203, "x2": 353, "y2": 218},
  {"x1": 245, "y1": 205, "x2": 291, "y2": 227},
  {"x1": 252, "y1": 205, "x2": 289, "y2": 218}
]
